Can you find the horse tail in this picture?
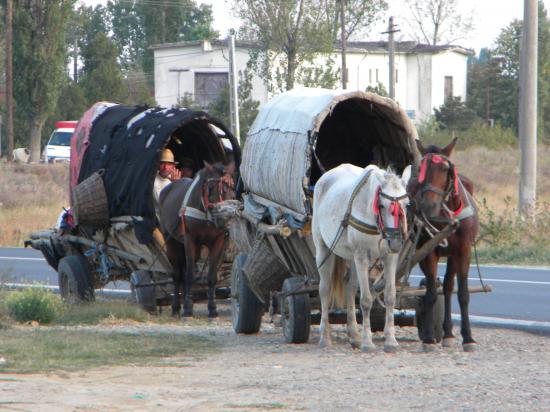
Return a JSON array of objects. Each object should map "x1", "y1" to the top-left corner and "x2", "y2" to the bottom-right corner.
[{"x1": 329, "y1": 257, "x2": 348, "y2": 309}]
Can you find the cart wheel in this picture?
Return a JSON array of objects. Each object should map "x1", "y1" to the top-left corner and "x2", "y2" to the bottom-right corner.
[
  {"x1": 281, "y1": 277, "x2": 311, "y2": 344},
  {"x1": 58, "y1": 255, "x2": 94, "y2": 303},
  {"x1": 231, "y1": 254, "x2": 264, "y2": 334},
  {"x1": 130, "y1": 271, "x2": 157, "y2": 313},
  {"x1": 369, "y1": 300, "x2": 386, "y2": 332},
  {"x1": 415, "y1": 285, "x2": 444, "y2": 343}
]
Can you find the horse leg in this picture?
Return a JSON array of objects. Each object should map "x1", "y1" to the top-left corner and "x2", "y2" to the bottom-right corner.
[
  {"x1": 383, "y1": 253, "x2": 399, "y2": 353},
  {"x1": 442, "y1": 257, "x2": 457, "y2": 347},
  {"x1": 457, "y1": 247, "x2": 477, "y2": 351},
  {"x1": 355, "y1": 255, "x2": 376, "y2": 353},
  {"x1": 206, "y1": 235, "x2": 225, "y2": 319},
  {"x1": 419, "y1": 254, "x2": 439, "y2": 351},
  {"x1": 316, "y1": 242, "x2": 335, "y2": 348},
  {"x1": 182, "y1": 237, "x2": 198, "y2": 318},
  {"x1": 345, "y1": 264, "x2": 361, "y2": 349}
]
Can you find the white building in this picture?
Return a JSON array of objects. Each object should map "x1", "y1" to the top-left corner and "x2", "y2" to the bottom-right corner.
[{"x1": 152, "y1": 39, "x2": 473, "y2": 122}]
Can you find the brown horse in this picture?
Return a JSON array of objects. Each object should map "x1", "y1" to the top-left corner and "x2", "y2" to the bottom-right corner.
[
  {"x1": 159, "y1": 161, "x2": 236, "y2": 319},
  {"x1": 408, "y1": 137, "x2": 480, "y2": 351}
]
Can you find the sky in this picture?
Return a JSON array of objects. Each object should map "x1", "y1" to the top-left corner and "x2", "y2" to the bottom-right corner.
[{"x1": 84, "y1": 0, "x2": 550, "y2": 55}]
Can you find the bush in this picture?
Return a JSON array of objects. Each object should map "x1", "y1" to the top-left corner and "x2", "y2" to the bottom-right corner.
[
  {"x1": 416, "y1": 118, "x2": 517, "y2": 150},
  {"x1": 6, "y1": 288, "x2": 64, "y2": 324},
  {"x1": 434, "y1": 96, "x2": 478, "y2": 131},
  {"x1": 477, "y1": 198, "x2": 550, "y2": 264}
]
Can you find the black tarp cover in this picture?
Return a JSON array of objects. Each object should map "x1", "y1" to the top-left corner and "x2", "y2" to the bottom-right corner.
[{"x1": 77, "y1": 104, "x2": 240, "y2": 234}]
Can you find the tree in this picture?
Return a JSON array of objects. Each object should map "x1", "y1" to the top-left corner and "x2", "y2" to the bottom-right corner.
[
  {"x1": 79, "y1": 31, "x2": 128, "y2": 105},
  {"x1": 107, "y1": 0, "x2": 218, "y2": 78},
  {"x1": 434, "y1": 96, "x2": 477, "y2": 131},
  {"x1": 233, "y1": 0, "x2": 386, "y2": 92},
  {"x1": 404, "y1": 0, "x2": 474, "y2": 45},
  {"x1": 468, "y1": 2, "x2": 550, "y2": 140},
  {"x1": 12, "y1": 0, "x2": 75, "y2": 161}
]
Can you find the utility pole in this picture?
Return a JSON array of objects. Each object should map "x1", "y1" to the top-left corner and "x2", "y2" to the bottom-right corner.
[
  {"x1": 383, "y1": 17, "x2": 400, "y2": 100},
  {"x1": 337, "y1": 0, "x2": 347, "y2": 89},
  {"x1": 519, "y1": 0, "x2": 538, "y2": 218},
  {"x1": 6, "y1": 0, "x2": 14, "y2": 162},
  {"x1": 228, "y1": 32, "x2": 240, "y2": 142}
]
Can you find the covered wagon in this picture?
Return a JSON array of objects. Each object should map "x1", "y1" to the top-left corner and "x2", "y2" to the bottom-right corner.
[
  {"x1": 229, "y1": 87, "x2": 439, "y2": 342},
  {"x1": 26, "y1": 102, "x2": 240, "y2": 311}
]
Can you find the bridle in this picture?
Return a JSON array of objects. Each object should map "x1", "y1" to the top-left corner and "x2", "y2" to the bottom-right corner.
[
  {"x1": 373, "y1": 187, "x2": 409, "y2": 241},
  {"x1": 417, "y1": 153, "x2": 463, "y2": 218},
  {"x1": 202, "y1": 173, "x2": 235, "y2": 210}
]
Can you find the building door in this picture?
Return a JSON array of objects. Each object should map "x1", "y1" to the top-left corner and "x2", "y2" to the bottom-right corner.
[{"x1": 194, "y1": 72, "x2": 229, "y2": 108}]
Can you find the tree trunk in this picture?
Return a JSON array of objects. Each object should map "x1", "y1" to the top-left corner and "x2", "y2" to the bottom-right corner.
[
  {"x1": 286, "y1": 50, "x2": 297, "y2": 91},
  {"x1": 29, "y1": 115, "x2": 44, "y2": 163}
]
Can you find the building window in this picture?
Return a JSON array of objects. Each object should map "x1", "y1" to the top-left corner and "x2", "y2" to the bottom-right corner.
[
  {"x1": 376, "y1": 68, "x2": 379, "y2": 83},
  {"x1": 194, "y1": 72, "x2": 228, "y2": 108},
  {"x1": 444, "y1": 76, "x2": 453, "y2": 102},
  {"x1": 395, "y1": 69, "x2": 398, "y2": 84},
  {"x1": 369, "y1": 69, "x2": 372, "y2": 84}
]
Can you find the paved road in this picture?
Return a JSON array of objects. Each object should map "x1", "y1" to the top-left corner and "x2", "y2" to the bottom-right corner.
[{"x1": 1, "y1": 247, "x2": 549, "y2": 323}]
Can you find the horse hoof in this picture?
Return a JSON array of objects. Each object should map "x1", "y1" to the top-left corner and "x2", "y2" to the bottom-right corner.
[
  {"x1": 319, "y1": 338, "x2": 332, "y2": 348},
  {"x1": 208, "y1": 312, "x2": 219, "y2": 319},
  {"x1": 384, "y1": 344, "x2": 399, "y2": 353},
  {"x1": 442, "y1": 337, "x2": 455, "y2": 348},
  {"x1": 422, "y1": 343, "x2": 439, "y2": 352},
  {"x1": 350, "y1": 340, "x2": 361, "y2": 350},
  {"x1": 361, "y1": 344, "x2": 377, "y2": 353},
  {"x1": 463, "y1": 342, "x2": 478, "y2": 352}
]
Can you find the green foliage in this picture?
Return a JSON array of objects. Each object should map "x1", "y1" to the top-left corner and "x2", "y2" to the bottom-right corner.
[
  {"x1": 366, "y1": 82, "x2": 388, "y2": 96},
  {"x1": 79, "y1": 32, "x2": 128, "y2": 104},
  {"x1": 234, "y1": 0, "x2": 386, "y2": 91},
  {"x1": 434, "y1": 97, "x2": 478, "y2": 131},
  {"x1": 6, "y1": 288, "x2": 64, "y2": 324},
  {"x1": 12, "y1": 0, "x2": 76, "y2": 151},
  {"x1": 107, "y1": 0, "x2": 218, "y2": 78},
  {"x1": 297, "y1": 56, "x2": 340, "y2": 89},
  {"x1": 477, "y1": 198, "x2": 550, "y2": 264},
  {"x1": 417, "y1": 118, "x2": 517, "y2": 150},
  {"x1": 468, "y1": 1, "x2": 550, "y2": 141}
]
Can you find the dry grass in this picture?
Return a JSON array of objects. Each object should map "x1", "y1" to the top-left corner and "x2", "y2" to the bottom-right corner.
[
  {"x1": 0, "y1": 162, "x2": 68, "y2": 246},
  {"x1": 452, "y1": 145, "x2": 550, "y2": 214}
]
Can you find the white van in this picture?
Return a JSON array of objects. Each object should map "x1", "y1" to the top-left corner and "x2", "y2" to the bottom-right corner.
[{"x1": 44, "y1": 121, "x2": 77, "y2": 163}]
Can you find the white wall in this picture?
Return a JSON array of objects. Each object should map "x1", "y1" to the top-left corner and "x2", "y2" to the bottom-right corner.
[
  {"x1": 154, "y1": 41, "x2": 268, "y2": 108},
  {"x1": 431, "y1": 51, "x2": 469, "y2": 112},
  {"x1": 154, "y1": 42, "x2": 469, "y2": 123}
]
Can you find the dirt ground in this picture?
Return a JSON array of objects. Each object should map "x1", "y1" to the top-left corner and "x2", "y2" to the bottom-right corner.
[{"x1": 1, "y1": 302, "x2": 549, "y2": 412}]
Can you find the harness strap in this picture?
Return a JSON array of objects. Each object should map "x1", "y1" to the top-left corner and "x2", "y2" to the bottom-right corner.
[
  {"x1": 348, "y1": 216, "x2": 380, "y2": 235},
  {"x1": 180, "y1": 174, "x2": 208, "y2": 221}
]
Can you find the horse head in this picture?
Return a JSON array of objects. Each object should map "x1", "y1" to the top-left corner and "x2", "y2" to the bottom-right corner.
[
  {"x1": 413, "y1": 137, "x2": 460, "y2": 219},
  {"x1": 201, "y1": 161, "x2": 237, "y2": 227},
  {"x1": 374, "y1": 166, "x2": 412, "y2": 253}
]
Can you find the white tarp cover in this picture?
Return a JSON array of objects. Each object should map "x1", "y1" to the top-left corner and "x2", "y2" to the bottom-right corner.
[{"x1": 241, "y1": 87, "x2": 419, "y2": 217}]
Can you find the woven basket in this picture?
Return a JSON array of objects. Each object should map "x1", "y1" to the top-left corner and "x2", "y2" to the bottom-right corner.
[
  {"x1": 242, "y1": 235, "x2": 290, "y2": 303},
  {"x1": 71, "y1": 169, "x2": 110, "y2": 228}
]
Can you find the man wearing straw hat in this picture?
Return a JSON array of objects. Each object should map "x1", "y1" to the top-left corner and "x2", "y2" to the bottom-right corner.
[{"x1": 153, "y1": 148, "x2": 182, "y2": 221}]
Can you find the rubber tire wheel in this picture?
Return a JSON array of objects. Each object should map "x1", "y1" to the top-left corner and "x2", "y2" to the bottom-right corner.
[
  {"x1": 281, "y1": 277, "x2": 311, "y2": 344},
  {"x1": 58, "y1": 255, "x2": 95, "y2": 303},
  {"x1": 130, "y1": 271, "x2": 157, "y2": 313},
  {"x1": 415, "y1": 294, "x2": 444, "y2": 343},
  {"x1": 232, "y1": 254, "x2": 264, "y2": 334}
]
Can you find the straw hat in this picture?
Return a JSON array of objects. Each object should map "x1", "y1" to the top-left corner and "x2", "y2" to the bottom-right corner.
[{"x1": 160, "y1": 148, "x2": 176, "y2": 163}]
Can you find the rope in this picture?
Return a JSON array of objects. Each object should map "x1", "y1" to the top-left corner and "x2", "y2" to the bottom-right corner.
[{"x1": 473, "y1": 238, "x2": 488, "y2": 291}]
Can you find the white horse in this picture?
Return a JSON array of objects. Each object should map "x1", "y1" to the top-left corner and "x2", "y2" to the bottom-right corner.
[{"x1": 312, "y1": 164, "x2": 411, "y2": 352}]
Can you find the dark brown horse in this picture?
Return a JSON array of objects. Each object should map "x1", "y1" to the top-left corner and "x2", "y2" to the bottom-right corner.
[
  {"x1": 408, "y1": 137, "x2": 480, "y2": 351},
  {"x1": 159, "y1": 161, "x2": 236, "y2": 319}
]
